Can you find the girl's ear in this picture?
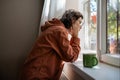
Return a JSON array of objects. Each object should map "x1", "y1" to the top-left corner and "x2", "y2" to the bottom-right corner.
[{"x1": 71, "y1": 17, "x2": 75, "y2": 24}]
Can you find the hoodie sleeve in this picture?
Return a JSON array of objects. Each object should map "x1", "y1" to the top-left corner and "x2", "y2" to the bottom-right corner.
[{"x1": 55, "y1": 30, "x2": 81, "y2": 62}]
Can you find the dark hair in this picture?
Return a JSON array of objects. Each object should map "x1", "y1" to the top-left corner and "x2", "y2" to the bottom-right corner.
[{"x1": 60, "y1": 9, "x2": 83, "y2": 29}]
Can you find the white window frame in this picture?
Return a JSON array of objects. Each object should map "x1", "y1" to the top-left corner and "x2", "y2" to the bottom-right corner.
[{"x1": 97, "y1": 0, "x2": 120, "y2": 67}]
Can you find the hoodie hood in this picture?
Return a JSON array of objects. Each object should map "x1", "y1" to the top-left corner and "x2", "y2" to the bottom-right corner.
[{"x1": 41, "y1": 18, "x2": 64, "y2": 32}]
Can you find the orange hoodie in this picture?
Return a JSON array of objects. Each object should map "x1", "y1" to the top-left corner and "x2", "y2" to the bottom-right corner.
[{"x1": 20, "y1": 18, "x2": 81, "y2": 80}]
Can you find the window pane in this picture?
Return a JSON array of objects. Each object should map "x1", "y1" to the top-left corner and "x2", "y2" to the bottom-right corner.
[
  {"x1": 107, "y1": 0, "x2": 120, "y2": 54},
  {"x1": 79, "y1": 0, "x2": 97, "y2": 53}
]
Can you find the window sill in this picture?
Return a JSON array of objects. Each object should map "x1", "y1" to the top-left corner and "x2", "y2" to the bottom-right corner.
[
  {"x1": 63, "y1": 61, "x2": 120, "y2": 80},
  {"x1": 101, "y1": 54, "x2": 120, "y2": 67}
]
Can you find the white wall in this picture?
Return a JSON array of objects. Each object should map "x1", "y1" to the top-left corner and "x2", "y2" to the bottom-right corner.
[
  {"x1": 0, "y1": 0, "x2": 44, "y2": 80},
  {"x1": 65, "y1": 0, "x2": 79, "y2": 10}
]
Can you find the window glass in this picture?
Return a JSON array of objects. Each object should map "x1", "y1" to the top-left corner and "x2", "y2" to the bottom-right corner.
[
  {"x1": 79, "y1": 0, "x2": 97, "y2": 53},
  {"x1": 107, "y1": 0, "x2": 120, "y2": 54},
  {"x1": 77, "y1": 0, "x2": 97, "y2": 61}
]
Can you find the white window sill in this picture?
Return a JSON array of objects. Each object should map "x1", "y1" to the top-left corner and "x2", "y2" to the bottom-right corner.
[
  {"x1": 63, "y1": 61, "x2": 120, "y2": 80},
  {"x1": 101, "y1": 54, "x2": 120, "y2": 67}
]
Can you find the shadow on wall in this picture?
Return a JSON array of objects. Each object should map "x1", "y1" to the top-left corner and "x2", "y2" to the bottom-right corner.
[{"x1": 0, "y1": 0, "x2": 44, "y2": 80}]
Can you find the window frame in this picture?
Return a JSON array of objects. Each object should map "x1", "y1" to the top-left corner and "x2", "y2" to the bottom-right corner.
[{"x1": 97, "y1": 0, "x2": 120, "y2": 67}]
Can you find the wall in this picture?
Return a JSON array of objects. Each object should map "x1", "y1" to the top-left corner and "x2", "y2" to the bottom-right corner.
[
  {"x1": 65, "y1": 0, "x2": 79, "y2": 10},
  {"x1": 0, "y1": 0, "x2": 44, "y2": 80}
]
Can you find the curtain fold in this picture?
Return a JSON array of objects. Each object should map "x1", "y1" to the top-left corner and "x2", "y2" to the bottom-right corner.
[{"x1": 39, "y1": 0, "x2": 66, "y2": 35}]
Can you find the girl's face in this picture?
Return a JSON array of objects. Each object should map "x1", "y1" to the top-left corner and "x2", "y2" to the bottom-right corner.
[
  {"x1": 73, "y1": 17, "x2": 83, "y2": 30},
  {"x1": 68, "y1": 17, "x2": 83, "y2": 35}
]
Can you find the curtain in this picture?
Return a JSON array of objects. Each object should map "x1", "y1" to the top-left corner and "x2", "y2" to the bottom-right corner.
[{"x1": 39, "y1": 0, "x2": 66, "y2": 34}]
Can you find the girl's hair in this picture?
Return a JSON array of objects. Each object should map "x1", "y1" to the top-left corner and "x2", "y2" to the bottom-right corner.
[{"x1": 60, "y1": 9, "x2": 83, "y2": 29}]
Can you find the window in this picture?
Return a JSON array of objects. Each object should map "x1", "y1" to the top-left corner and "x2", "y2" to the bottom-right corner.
[
  {"x1": 99, "y1": 0, "x2": 120, "y2": 67},
  {"x1": 82, "y1": 0, "x2": 97, "y2": 51},
  {"x1": 78, "y1": 0, "x2": 97, "y2": 60},
  {"x1": 78, "y1": 0, "x2": 120, "y2": 66},
  {"x1": 106, "y1": 0, "x2": 120, "y2": 54},
  {"x1": 65, "y1": 0, "x2": 120, "y2": 66}
]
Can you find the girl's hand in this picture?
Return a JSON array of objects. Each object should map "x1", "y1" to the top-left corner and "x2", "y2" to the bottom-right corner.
[{"x1": 71, "y1": 18, "x2": 83, "y2": 38}]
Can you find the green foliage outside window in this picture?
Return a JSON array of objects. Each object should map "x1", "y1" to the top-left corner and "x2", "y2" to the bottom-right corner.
[{"x1": 107, "y1": 0, "x2": 120, "y2": 53}]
